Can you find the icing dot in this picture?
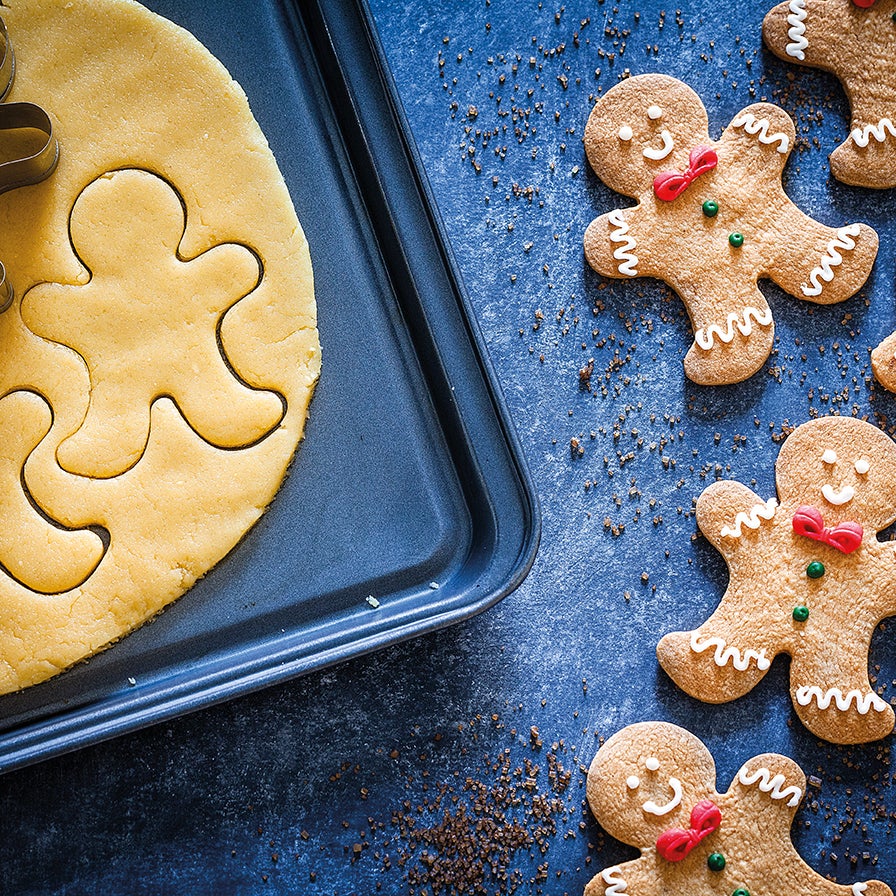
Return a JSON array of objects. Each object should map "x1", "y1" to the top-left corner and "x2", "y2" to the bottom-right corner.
[
  {"x1": 793, "y1": 604, "x2": 810, "y2": 622},
  {"x1": 647, "y1": 105, "x2": 663, "y2": 120},
  {"x1": 702, "y1": 200, "x2": 719, "y2": 218},
  {"x1": 733, "y1": 890, "x2": 750, "y2": 896},
  {"x1": 806, "y1": 561, "x2": 825, "y2": 580},
  {"x1": 729, "y1": 232, "x2": 744, "y2": 248},
  {"x1": 619, "y1": 125, "x2": 634, "y2": 142},
  {"x1": 626, "y1": 775, "x2": 640, "y2": 790},
  {"x1": 645, "y1": 757, "x2": 660, "y2": 771},
  {"x1": 822, "y1": 449, "x2": 838, "y2": 465},
  {"x1": 855, "y1": 458, "x2": 870, "y2": 475},
  {"x1": 707, "y1": 853, "x2": 726, "y2": 872}
]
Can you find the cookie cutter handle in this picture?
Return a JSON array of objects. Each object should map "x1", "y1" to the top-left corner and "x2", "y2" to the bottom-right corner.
[
  {"x1": 0, "y1": 17, "x2": 14, "y2": 102},
  {"x1": 0, "y1": 101, "x2": 59, "y2": 194},
  {"x1": 0, "y1": 14, "x2": 60, "y2": 312}
]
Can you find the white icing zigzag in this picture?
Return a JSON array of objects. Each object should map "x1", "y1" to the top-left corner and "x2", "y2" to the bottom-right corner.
[
  {"x1": 720, "y1": 497, "x2": 778, "y2": 538},
  {"x1": 607, "y1": 210, "x2": 639, "y2": 277},
  {"x1": 602, "y1": 866, "x2": 628, "y2": 896},
  {"x1": 738, "y1": 765, "x2": 803, "y2": 807},
  {"x1": 795, "y1": 686, "x2": 889, "y2": 715},
  {"x1": 731, "y1": 112, "x2": 790, "y2": 154},
  {"x1": 854, "y1": 884, "x2": 869, "y2": 896},
  {"x1": 851, "y1": 118, "x2": 896, "y2": 149},
  {"x1": 691, "y1": 632, "x2": 772, "y2": 672},
  {"x1": 694, "y1": 306, "x2": 773, "y2": 351},
  {"x1": 801, "y1": 224, "x2": 862, "y2": 297},
  {"x1": 785, "y1": 0, "x2": 808, "y2": 61}
]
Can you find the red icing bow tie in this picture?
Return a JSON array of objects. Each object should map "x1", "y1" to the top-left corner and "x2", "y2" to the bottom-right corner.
[
  {"x1": 655, "y1": 800, "x2": 722, "y2": 862},
  {"x1": 653, "y1": 145, "x2": 718, "y2": 202},
  {"x1": 792, "y1": 505, "x2": 863, "y2": 554},
  {"x1": 852, "y1": 0, "x2": 876, "y2": 7}
]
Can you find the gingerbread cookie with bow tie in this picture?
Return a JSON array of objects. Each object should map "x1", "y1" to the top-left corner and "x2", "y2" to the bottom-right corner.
[
  {"x1": 584, "y1": 74, "x2": 878, "y2": 385},
  {"x1": 585, "y1": 721, "x2": 892, "y2": 896},
  {"x1": 763, "y1": 0, "x2": 896, "y2": 188},
  {"x1": 657, "y1": 416, "x2": 896, "y2": 744}
]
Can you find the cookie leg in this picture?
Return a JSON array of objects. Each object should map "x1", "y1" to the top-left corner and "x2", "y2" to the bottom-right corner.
[
  {"x1": 678, "y1": 285, "x2": 775, "y2": 386},
  {"x1": 770, "y1": 215, "x2": 878, "y2": 306},
  {"x1": 657, "y1": 606, "x2": 780, "y2": 703},
  {"x1": 0, "y1": 391, "x2": 104, "y2": 594},
  {"x1": 790, "y1": 649, "x2": 894, "y2": 745}
]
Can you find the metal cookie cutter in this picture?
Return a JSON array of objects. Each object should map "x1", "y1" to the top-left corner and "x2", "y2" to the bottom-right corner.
[{"x1": 0, "y1": 15, "x2": 59, "y2": 312}]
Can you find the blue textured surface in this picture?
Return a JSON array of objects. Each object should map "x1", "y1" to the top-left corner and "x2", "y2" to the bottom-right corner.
[{"x1": 1, "y1": 0, "x2": 894, "y2": 893}]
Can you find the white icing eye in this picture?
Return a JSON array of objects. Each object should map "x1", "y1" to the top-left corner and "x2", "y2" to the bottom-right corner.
[
  {"x1": 822, "y1": 449, "x2": 837, "y2": 465},
  {"x1": 855, "y1": 458, "x2": 870, "y2": 475},
  {"x1": 645, "y1": 757, "x2": 660, "y2": 771},
  {"x1": 626, "y1": 775, "x2": 640, "y2": 790},
  {"x1": 647, "y1": 105, "x2": 663, "y2": 120},
  {"x1": 618, "y1": 125, "x2": 633, "y2": 141}
]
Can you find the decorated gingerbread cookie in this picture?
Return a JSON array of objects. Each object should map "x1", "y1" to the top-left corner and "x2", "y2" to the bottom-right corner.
[
  {"x1": 583, "y1": 74, "x2": 878, "y2": 386},
  {"x1": 585, "y1": 721, "x2": 892, "y2": 896},
  {"x1": 657, "y1": 416, "x2": 896, "y2": 744},
  {"x1": 763, "y1": 0, "x2": 896, "y2": 189}
]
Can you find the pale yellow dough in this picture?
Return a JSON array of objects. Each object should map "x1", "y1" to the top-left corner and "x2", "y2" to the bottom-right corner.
[{"x1": 0, "y1": 0, "x2": 319, "y2": 691}]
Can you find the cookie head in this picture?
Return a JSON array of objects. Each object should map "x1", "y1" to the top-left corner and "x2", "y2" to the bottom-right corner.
[
  {"x1": 776, "y1": 417, "x2": 896, "y2": 530},
  {"x1": 586, "y1": 721, "x2": 718, "y2": 848},
  {"x1": 584, "y1": 74, "x2": 710, "y2": 199}
]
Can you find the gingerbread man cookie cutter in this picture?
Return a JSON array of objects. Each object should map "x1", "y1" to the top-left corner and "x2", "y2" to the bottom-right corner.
[
  {"x1": 0, "y1": 14, "x2": 59, "y2": 311},
  {"x1": 657, "y1": 416, "x2": 896, "y2": 744},
  {"x1": 764, "y1": 0, "x2": 896, "y2": 189},
  {"x1": 585, "y1": 722, "x2": 892, "y2": 896},
  {"x1": 583, "y1": 74, "x2": 878, "y2": 386}
]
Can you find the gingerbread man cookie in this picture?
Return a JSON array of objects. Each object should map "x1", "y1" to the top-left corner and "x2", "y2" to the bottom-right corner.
[
  {"x1": 763, "y1": 0, "x2": 896, "y2": 189},
  {"x1": 585, "y1": 721, "x2": 892, "y2": 896},
  {"x1": 657, "y1": 416, "x2": 896, "y2": 744},
  {"x1": 584, "y1": 74, "x2": 878, "y2": 386}
]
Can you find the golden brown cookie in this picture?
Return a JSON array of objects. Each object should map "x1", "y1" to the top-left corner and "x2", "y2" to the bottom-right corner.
[
  {"x1": 763, "y1": 0, "x2": 896, "y2": 189},
  {"x1": 585, "y1": 721, "x2": 892, "y2": 896},
  {"x1": 583, "y1": 74, "x2": 878, "y2": 386},
  {"x1": 0, "y1": 0, "x2": 319, "y2": 693},
  {"x1": 657, "y1": 417, "x2": 896, "y2": 744}
]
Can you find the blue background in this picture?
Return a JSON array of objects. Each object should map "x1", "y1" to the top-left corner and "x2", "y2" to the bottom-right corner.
[{"x1": 1, "y1": 0, "x2": 893, "y2": 893}]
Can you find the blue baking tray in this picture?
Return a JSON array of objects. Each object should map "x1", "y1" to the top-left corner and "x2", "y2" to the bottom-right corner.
[{"x1": 0, "y1": 0, "x2": 539, "y2": 773}]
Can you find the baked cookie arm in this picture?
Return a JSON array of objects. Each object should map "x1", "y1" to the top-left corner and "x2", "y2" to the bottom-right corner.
[
  {"x1": 762, "y1": 1, "x2": 837, "y2": 69},
  {"x1": 677, "y1": 282, "x2": 774, "y2": 386},
  {"x1": 729, "y1": 753, "x2": 804, "y2": 823},
  {"x1": 768, "y1": 215, "x2": 877, "y2": 307},
  {"x1": 720, "y1": 102, "x2": 795, "y2": 176},
  {"x1": 696, "y1": 480, "x2": 773, "y2": 558},
  {"x1": 584, "y1": 208, "x2": 644, "y2": 280},
  {"x1": 584, "y1": 859, "x2": 648, "y2": 896},
  {"x1": 734, "y1": 755, "x2": 892, "y2": 896},
  {"x1": 789, "y1": 639, "x2": 894, "y2": 744},
  {"x1": 830, "y1": 96, "x2": 896, "y2": 190},
  {"x1": 870, "y1": 330, "x2": 896, "y2": 394}
]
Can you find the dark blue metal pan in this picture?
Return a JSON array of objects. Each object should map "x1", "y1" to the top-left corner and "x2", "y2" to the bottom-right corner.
[{"x1": 0, "y1": 0, "x2": 540, "y2": 773}]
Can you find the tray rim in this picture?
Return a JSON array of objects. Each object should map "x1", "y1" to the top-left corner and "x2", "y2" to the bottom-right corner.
[{"x1": 0, "y1": 0, "x2": 541, "y2": 774}]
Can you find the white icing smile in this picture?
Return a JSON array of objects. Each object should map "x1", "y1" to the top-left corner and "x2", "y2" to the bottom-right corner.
[
  {"x1": 643, "y1": 129, "x2": 674, "y2": 161},
  {"x1": 642, "y1": 776, "x2": 683, "y2": 816},
  {"x1": 822, "y1": 483, "x2": 855, "y2": 506}
]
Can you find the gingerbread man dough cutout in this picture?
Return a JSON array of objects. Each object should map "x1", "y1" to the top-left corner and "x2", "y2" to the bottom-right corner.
[
  {"x1": 585, "y1": 721, "x2": 892, "y2": 896},
  {"x1": 764, "y1": 0, "x2": 896, "y2": 189},
  {"x1": 584, "y1": 74, "x2": 878, "y2": 386},
  {"x1": 22, "y1": 168, "x2": 285, "y2": 479},
  {"x1": 657, "y1": 416, "x2": 896, "y2": 744}
]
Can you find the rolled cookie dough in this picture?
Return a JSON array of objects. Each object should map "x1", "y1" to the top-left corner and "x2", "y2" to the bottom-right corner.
[{"x1": 0, "y1": 0, "x2": 319, "y2": 692}]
